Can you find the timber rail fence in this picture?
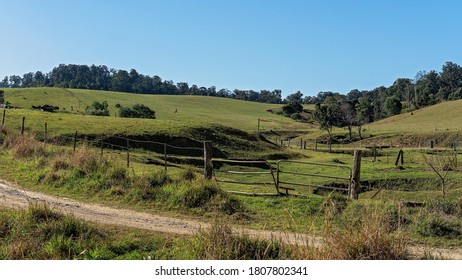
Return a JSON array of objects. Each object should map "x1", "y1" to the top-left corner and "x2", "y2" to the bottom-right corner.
[{"x1": 2, "y1": 114, "x2": 367, "y2": 198}]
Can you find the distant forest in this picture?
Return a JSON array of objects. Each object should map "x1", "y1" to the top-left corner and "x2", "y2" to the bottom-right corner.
[
  {"x1": 1, "y1": 62, "x2": 462, "y2": 114},
  {"x1": 0, "y1": 64, "x2": 283, "y2": 104},
  {"x1": 306, "y1": 61, "x2": 462, "y2": 141}
]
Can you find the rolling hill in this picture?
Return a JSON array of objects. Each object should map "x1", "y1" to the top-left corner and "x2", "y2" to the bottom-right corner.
[
  {"x1": 366, "y1": 99, "x2": 462, "y2": 133},
  {"x1": 2, "y1": 87, "x2": 309, "y2": 132}
]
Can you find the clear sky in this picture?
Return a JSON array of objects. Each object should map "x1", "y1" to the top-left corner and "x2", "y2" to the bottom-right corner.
[{"x1": 1, "y1": 0, "x2": 462, "y2": 97}]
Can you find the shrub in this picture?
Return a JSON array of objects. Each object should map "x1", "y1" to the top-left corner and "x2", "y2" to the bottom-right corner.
[
  {"x1": 290, "y1": 113, "x2": 302, "y2": 121},
  {"x1": 119, "y1": 104, "x2": 155, "y2": 119},
  {"x1": 85, "y1": 101, "x2": 109, "y2": 116},
  {"x1": 282, "y1": 102, "x2": 303, "y2": 117}
]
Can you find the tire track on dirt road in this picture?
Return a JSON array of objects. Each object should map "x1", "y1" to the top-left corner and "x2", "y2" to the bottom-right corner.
[{"x1": 1, "y1": 179, "x2": 461, "y2": 259}]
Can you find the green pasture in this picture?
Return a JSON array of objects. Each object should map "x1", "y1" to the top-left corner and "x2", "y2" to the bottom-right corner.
[
  {"x1": 1, "y1": 87, "x2": 461, "y2": 248},
  {"x1": 2, "y1": 87, "x2": 310, "y2": 132}
]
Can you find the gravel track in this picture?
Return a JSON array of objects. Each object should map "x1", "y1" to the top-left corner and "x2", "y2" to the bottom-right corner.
[{"x1": 1, "y1": 179, "x2": 461, "y2": 259}]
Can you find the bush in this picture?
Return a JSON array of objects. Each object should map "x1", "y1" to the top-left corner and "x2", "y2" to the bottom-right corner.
[
  {"x1": 119, "y1": 104, "x2": 155, "y2": 119},
  {"x1": 290, "y1": 113, "x2": 302, "y2": 121},
  {"x1": 85, "y1": 101, "x2": 109, "y2": 116},
  {"x1": 282, "y1": 102, "x2": 303, "y2": 117}
]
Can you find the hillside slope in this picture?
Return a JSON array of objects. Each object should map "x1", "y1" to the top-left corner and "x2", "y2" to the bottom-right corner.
[
  {"x1": 2, "y1": 87, "x2": 309, "y2": 132},
  {"x1": 367, "y1": 99, "x2": 462, "y2": 133}
]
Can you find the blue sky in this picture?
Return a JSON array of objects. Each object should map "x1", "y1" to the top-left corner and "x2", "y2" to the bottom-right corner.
[{"x1": 1, "y1": 0, "x2": 462, "y2": 97}]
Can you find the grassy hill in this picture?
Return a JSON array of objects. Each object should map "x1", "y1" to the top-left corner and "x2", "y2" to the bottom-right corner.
[
  {"x1": 0, "y1": 87, "x2": 315, "y2": 157},
  {"x1": 367, "y1": 99, "x2": 462, "y2": 133},
  {"x1": 2, "y1": 87, "x2": 309, "y2": 132}
]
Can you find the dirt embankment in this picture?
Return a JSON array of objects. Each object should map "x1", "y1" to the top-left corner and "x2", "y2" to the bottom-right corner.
[{"x1": 1, "y1": 179, "x2": 461, "y2": 260}]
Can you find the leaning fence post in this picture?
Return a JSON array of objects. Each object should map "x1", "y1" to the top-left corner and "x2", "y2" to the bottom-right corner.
[
  {"x1": 395, "y1": 149, "x2": 404, "y2": 166},
  {"x1": 204, "y1": 141, "x2": 213, "y2": 179},
  {"x1": 349, "y1": 150, "x2": 362, "y2": 199}
]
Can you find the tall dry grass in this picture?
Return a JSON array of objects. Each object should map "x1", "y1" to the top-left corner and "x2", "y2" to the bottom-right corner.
[
  {"x1": 2, "y1": 133, "x2": 45, "y2": 158},
  {"x1": 191, "y1": 203, "x2": 410, "y2": 260}
]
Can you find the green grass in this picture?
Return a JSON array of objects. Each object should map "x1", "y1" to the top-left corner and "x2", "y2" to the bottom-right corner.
[
  {"x1": 0, "y1": 204, "x2": 184, "y2": 260},
  {"x1": 367, "y1": 99, "x2": 462, "y2": 133},
  {"x1": 2, "y1": 87, "x2": 309, "y2": 132},
  {"x1": 2, "y1": 87, "x2": 462, "y2": 251}
]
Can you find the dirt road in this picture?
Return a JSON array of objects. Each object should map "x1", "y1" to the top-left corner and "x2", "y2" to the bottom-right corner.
[{"x1": 1, "y1": 179, "x2": 461, "y2": 259}]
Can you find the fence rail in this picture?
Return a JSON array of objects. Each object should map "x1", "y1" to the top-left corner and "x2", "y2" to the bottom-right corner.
[
  {"x1": 212, "y1": 158, "x2": 354, "y2": 196},
  {"x1": 2, "y1": 114, "x2": 366, "y2": 199},
  {"x1": 211, "y1": 159, "x2": 279, "y2": 193},
  {"x1": 276, "y1": 160, "x2": 351, "y2": 192}
]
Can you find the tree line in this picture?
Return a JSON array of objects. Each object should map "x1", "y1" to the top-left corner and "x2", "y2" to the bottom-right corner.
[
  {"x1": 308, "y1": 61, "x2": 462, "y2": 147},
  {"x1": 0, "y1": 64, "x2": 284, "y2": 104},
  {"x1": 1, "y1": 61, "x2": 461, "y2": 112}
]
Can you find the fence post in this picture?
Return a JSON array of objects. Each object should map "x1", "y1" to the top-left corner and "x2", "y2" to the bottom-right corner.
[
  {"x1": 303, "y1": 140, "x2": 307, "y2": 150},
  {"x1": 164, "y1": 143, "x2": 168, "y2": 173},
  {"x1": 257, "y1": 118, "x2": 260, "y2": 133},
  {"x1": 204, "y1": 141, "x2": 213, "y2": 179},
  {"x1": 44, "y1": 122, "x2": 48, "y2": 149},
  {"x1": 1, "y1": 109, "x2": 5, "y2": 129},
  {"x1": 73, "y1": 131, "x2": 78, "y2": 152},
  {"x1": 100, "y1": 134, "x2": 104, "y2": 157},
  {"x1": 395, "y1": 149, "x2": 404, "y2": 166},
  {"x1": 349, "y1": 150, "x2": 362, "y2": 199},
  {"x1": 127, "y1": 139, "x2": 130, "y2": 168},
  {"x1": 300, "y1": 138, "x2": 303, "y2": 149},
  {"x1": 315, "y1": 138, "x2": 318, "y2": 151},
  {"x1": 21, "y1": 116, "x2": 25, "y2": 135}
]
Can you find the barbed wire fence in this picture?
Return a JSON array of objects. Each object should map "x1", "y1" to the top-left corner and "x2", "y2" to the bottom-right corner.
[{"x1": 53, "y1": 132, "x2": 206, "y2": 173}]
